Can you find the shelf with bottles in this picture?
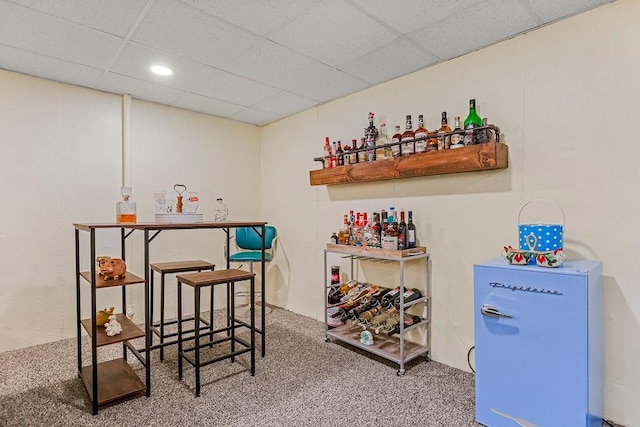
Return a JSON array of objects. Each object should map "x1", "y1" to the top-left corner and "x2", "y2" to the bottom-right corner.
[
  {"x1": 310, "y1": 136, "x2": 507, "y2": 187},
  {"x1": 324, "y1": 246, "x2": 430, "y2": 375}
]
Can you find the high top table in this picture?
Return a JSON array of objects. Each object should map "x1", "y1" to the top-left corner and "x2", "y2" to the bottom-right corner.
[{"x1": 73, "y1": 220, "x2": 268, "y2": 412}]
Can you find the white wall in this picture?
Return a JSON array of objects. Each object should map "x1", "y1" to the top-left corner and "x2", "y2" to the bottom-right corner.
[
  {"x1": 0, "y1": 69, "x2": 261, "y2": 352},
  {"x1": 260, "y1": 1, "x2": 640, "y2": 425}
]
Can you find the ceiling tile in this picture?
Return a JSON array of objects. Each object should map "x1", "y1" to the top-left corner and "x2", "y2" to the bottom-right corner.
[
  {"x1": 350, "y1": 0, "x2": 484, "y2": 34},
  {"x1": 294, "y1": 67, "x2": 369, "y2": 103},
  {"x1": 226, "y1": 39, "x2": 333, "y2": 93},
  {"x1": 98, "y1": 72, "x2": 185, "y2": 105},
  {"x1": 189, "y1": 71, "x2": 282, "y2": 107},
  {"x1": 130, "y1": 0, "x2": 260, "y2": 69},
  {"x1": 527, "y1": 0, "x2": 612, "y2": 23},
  {"x1": 27, "y1": 0, "x2": 149, "y2": 38},
  {"x1": 0, "y1": 44, "x2": 104, "y2": 88},
  {"x1": 230, "y1": 108, "x2": 283, "y2": 126},
  {"x1": 179, "y1": 0, "x2": 319, "y2": 36},
  {"x1": 407, "y1": 0, "x2": 537, "y2": 60},
  {"x1": 338, "y1": 37, "x2": 438, "y2": 84},
  {"x1": 0, "y1": 1, "x2": 123, "y2": 69},
  {"x1": 251, "y1": 91, "x2": 318, "y2": 116},
  {"x1": 171, "y1": 92, "x2": 245, "y2": 118},
  {"x1": 269, "y1": 0, "x2": 398, "y2": 67}
]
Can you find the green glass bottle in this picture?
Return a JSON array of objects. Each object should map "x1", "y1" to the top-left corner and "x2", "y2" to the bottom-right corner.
[{"x1": 463, "y1": 99, "x2": 483, "y2": 145}]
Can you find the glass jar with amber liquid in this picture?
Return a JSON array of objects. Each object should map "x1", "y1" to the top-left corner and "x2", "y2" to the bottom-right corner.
[{"x1": 116, "y1": 187, "x2": 137, "y2": 223}]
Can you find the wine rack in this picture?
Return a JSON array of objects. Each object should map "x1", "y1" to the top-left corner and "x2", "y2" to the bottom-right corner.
[{"x1": 323, "y1": 244, "x2": 430, "y2": 375}]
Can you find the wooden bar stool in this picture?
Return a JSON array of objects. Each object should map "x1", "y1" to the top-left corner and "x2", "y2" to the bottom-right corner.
[
  {"x1": 150, "y1": 260, "x2": 215, "y2": 361},
  {"x1": 177, "y1": 269, "x2": 256, "y2": 397}
]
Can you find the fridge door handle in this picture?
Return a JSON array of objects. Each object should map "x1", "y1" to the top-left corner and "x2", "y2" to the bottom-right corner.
[{"x1": 481, "y1": 305, "x2": 513, "y2": 319}]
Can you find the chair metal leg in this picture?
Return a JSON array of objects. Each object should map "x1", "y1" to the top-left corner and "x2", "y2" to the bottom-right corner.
[{"x1": 250, "y1": 276, "x2": 255, "y2": 375}]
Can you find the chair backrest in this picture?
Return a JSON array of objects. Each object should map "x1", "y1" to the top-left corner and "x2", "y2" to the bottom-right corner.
[{"x1": 235, "y1": 226, "x2": 277, "y2": 251}]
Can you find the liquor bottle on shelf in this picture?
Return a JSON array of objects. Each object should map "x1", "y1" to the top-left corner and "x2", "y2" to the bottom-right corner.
[
  {"x1": 350, "y1": 139, "x2": 359, "y2": 164},
  {"x1": 327, "y1": 280, "x2": 359, "y2": 305},
  {"x1": 376, "y1": 121, "x2": 391, "y2": 160},
  {"x1": 391, "y1": 125, "x2": 402, "y2": 157},
  {"x1": 335, "y1": 141, "x2": 344, "y2": 166},
  {"x1": 323, "y1": 137, "x2": 333, "y2": 168},
  {"x1": 450, "y1": 116, "x2": 464, "y2": 149},
  {"x1": 407, "y1": 210, "x2": 416, "y2": 248},
  {"x1": 438, "y1": 112, "x2": 452, "y2": 150},
  {"x1": 387, "y1": 314, "x2": 423, "y2": 337},
  {"x1": 414, "y1": 114, "x2": 428, "y2": 154},
  {"x1": 464, "y1": 98, "x2": 483, "y2": 145},
  {"x1": 381, "y1": 213, "x2": 398, "y2": 250},
  {"x1": 397, "y1": 210, "x2": 407, "y2": 250},
  {"x1": 392, "y1": 288, "x2": 423, "y2": 309},
  {"x1": 401, "y1": 115, "x2": 415, "y2": 156},
  {"x1": 372, "y1": 212, "x2": 382, "y2": 246},
  {"x1": 358, "y1": 137, "x2": 368, "y2": 163},
  {"x1": 476, "y1": 117, "x2": 493, "y2": 144},
  {"x1": 365, "y1": 112, "x2": 379, "y2": 162}
]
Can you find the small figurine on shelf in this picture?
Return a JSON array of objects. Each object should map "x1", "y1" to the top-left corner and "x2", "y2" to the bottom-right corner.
[
  {"x1": 104, "y1": 314, "x2": 122, "y2": 336},
  {"x1": 96, "y1": 256, "x2": 126, "y2": 280},
  {"x1": 96, "y1": 306, "x2": 114, "y2": 326}
]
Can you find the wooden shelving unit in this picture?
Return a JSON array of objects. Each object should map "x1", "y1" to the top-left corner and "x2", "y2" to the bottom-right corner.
[
  {"x1": 74, "y1": 223, "x2": 149, "y2": 415},
  {"x1": 310, "y1": 141, "x2": 508, "y2": 186}
]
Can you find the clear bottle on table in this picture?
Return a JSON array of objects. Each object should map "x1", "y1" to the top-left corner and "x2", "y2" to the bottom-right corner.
[
  {"x1": 116, "y1": 187, "x2": 137, "y2": 223},
  {"x1": 213, "y1": 198, "x2": 228, "y2": 222}
]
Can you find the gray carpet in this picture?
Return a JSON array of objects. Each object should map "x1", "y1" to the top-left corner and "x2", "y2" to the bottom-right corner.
[{"x1": 0, "y1": 308, "x2": 477, "y2": 427}]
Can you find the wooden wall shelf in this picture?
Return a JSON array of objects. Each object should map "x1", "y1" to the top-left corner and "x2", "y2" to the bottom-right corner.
[{"x1": 309, "y1": 142, "x2": 508, "y2": 186}]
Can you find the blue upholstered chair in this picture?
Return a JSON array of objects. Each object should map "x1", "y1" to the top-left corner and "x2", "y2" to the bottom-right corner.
[{"x1": 228, "y1": 226, "x2": 277, "y2": 314}]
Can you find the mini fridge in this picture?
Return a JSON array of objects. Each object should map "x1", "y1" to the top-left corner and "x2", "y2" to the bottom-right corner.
[{"x1": 474, "y1": 257, "x2": 602, "y2": 427}]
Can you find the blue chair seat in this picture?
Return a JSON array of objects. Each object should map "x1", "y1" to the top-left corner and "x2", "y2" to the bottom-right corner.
[{"x1": 228, "y1": 252, "x2": 273, "y2": 263}]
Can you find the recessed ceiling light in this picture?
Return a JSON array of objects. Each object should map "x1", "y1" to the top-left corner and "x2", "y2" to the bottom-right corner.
[{"x1": 150, "y1": 65, "x2": 172, "y2": 76}]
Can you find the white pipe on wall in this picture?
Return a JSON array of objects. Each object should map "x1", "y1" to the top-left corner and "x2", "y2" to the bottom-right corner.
[{"x1": 122, "y1": 94, "x2": 132, "y2": 188}]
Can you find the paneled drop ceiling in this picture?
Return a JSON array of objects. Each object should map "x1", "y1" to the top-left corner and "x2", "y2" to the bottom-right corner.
[{"x1": 0, "y1": 0, "x2": 614, "y2": 126}]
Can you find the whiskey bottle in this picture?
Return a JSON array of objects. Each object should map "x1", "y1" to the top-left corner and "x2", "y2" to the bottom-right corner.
[
  {"x1": 372, "y1": 212, "x2": 382, "y2": 246},
  {"x1": 350, "y1": 139, "x2": 358, "y2": 164},
  {"x1": 476, "y1": 117, "x2": 492, "y2": 144},
  {"x1": 381, "y1": 214, "x2": 398, "y2": 250},
  {"x1": 414, "y1": 114, "x2": 428, "y2": 154},
  {"x1": 437, "y1": 112, "x2": 452, "y2": 150},
  {"x1": 450, "y1": 116, "x2": 464, "y2": 149},
  {"x1": 463, "y1": 99, "x2": 483, "y2": 145},
  {"x1": 401, "y1": 115, "x2": 415, "y2": 156},
  {"x1": 358, "y1": 137, "x2": 368, "y2": 163},
  {"x1": 407, "y1": 210, "x2": 416, "y2": 248},
  {"x1": 335, "y1": 141, "x2": 344, "y2": 166},
  {"x1": 391, "y1": 125, "x2": 402, "y2": 157}
]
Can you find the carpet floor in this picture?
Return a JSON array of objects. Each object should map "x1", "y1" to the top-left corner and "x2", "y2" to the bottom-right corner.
[{"x1": 0, "y1": 308, "x2": 478, "y2": 427}]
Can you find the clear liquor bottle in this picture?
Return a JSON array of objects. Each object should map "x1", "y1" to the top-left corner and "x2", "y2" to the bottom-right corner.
[
  {"x1": 116, "y1": 187, "x2": 137, "y2": 223},
  {"x1": 365, "y1": 112, "x2": 378, "y2": 162},
  {"x1": 401, "y1": 115, "x2": 415, "y2": 156},
  {"x1": 376, "y1": 121, "x2": 391, "y2": 160}
]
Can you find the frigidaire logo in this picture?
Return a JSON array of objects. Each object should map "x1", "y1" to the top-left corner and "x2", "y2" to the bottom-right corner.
[{"x1": 489, "y1": 282, "x2": 563, "y2": 295}]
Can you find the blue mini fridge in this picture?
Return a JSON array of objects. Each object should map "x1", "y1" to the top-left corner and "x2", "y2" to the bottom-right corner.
[{"x1": 474, "y1": 257, "x2": 602, "y2": 427}]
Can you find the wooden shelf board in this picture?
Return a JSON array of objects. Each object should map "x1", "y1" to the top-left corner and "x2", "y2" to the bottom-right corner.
[
  {"x1": 80, "y1": 358, "x2": 145, "y2": 405},
  {"x1": 327, "y1": 322, "x2": 428, "y2": 364},
  {"x1": 326, "y1": 244, "x2": 427, "y2": 259},
  {"x1": 80, "y1": 271, "x2": 145, "y2": 288},
  {"x1": 310, "y1": 141, "x2": 508, "y2": 186},
  {"x1": 81, "y1": 313, "x2": 144, "y2": 347}
]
